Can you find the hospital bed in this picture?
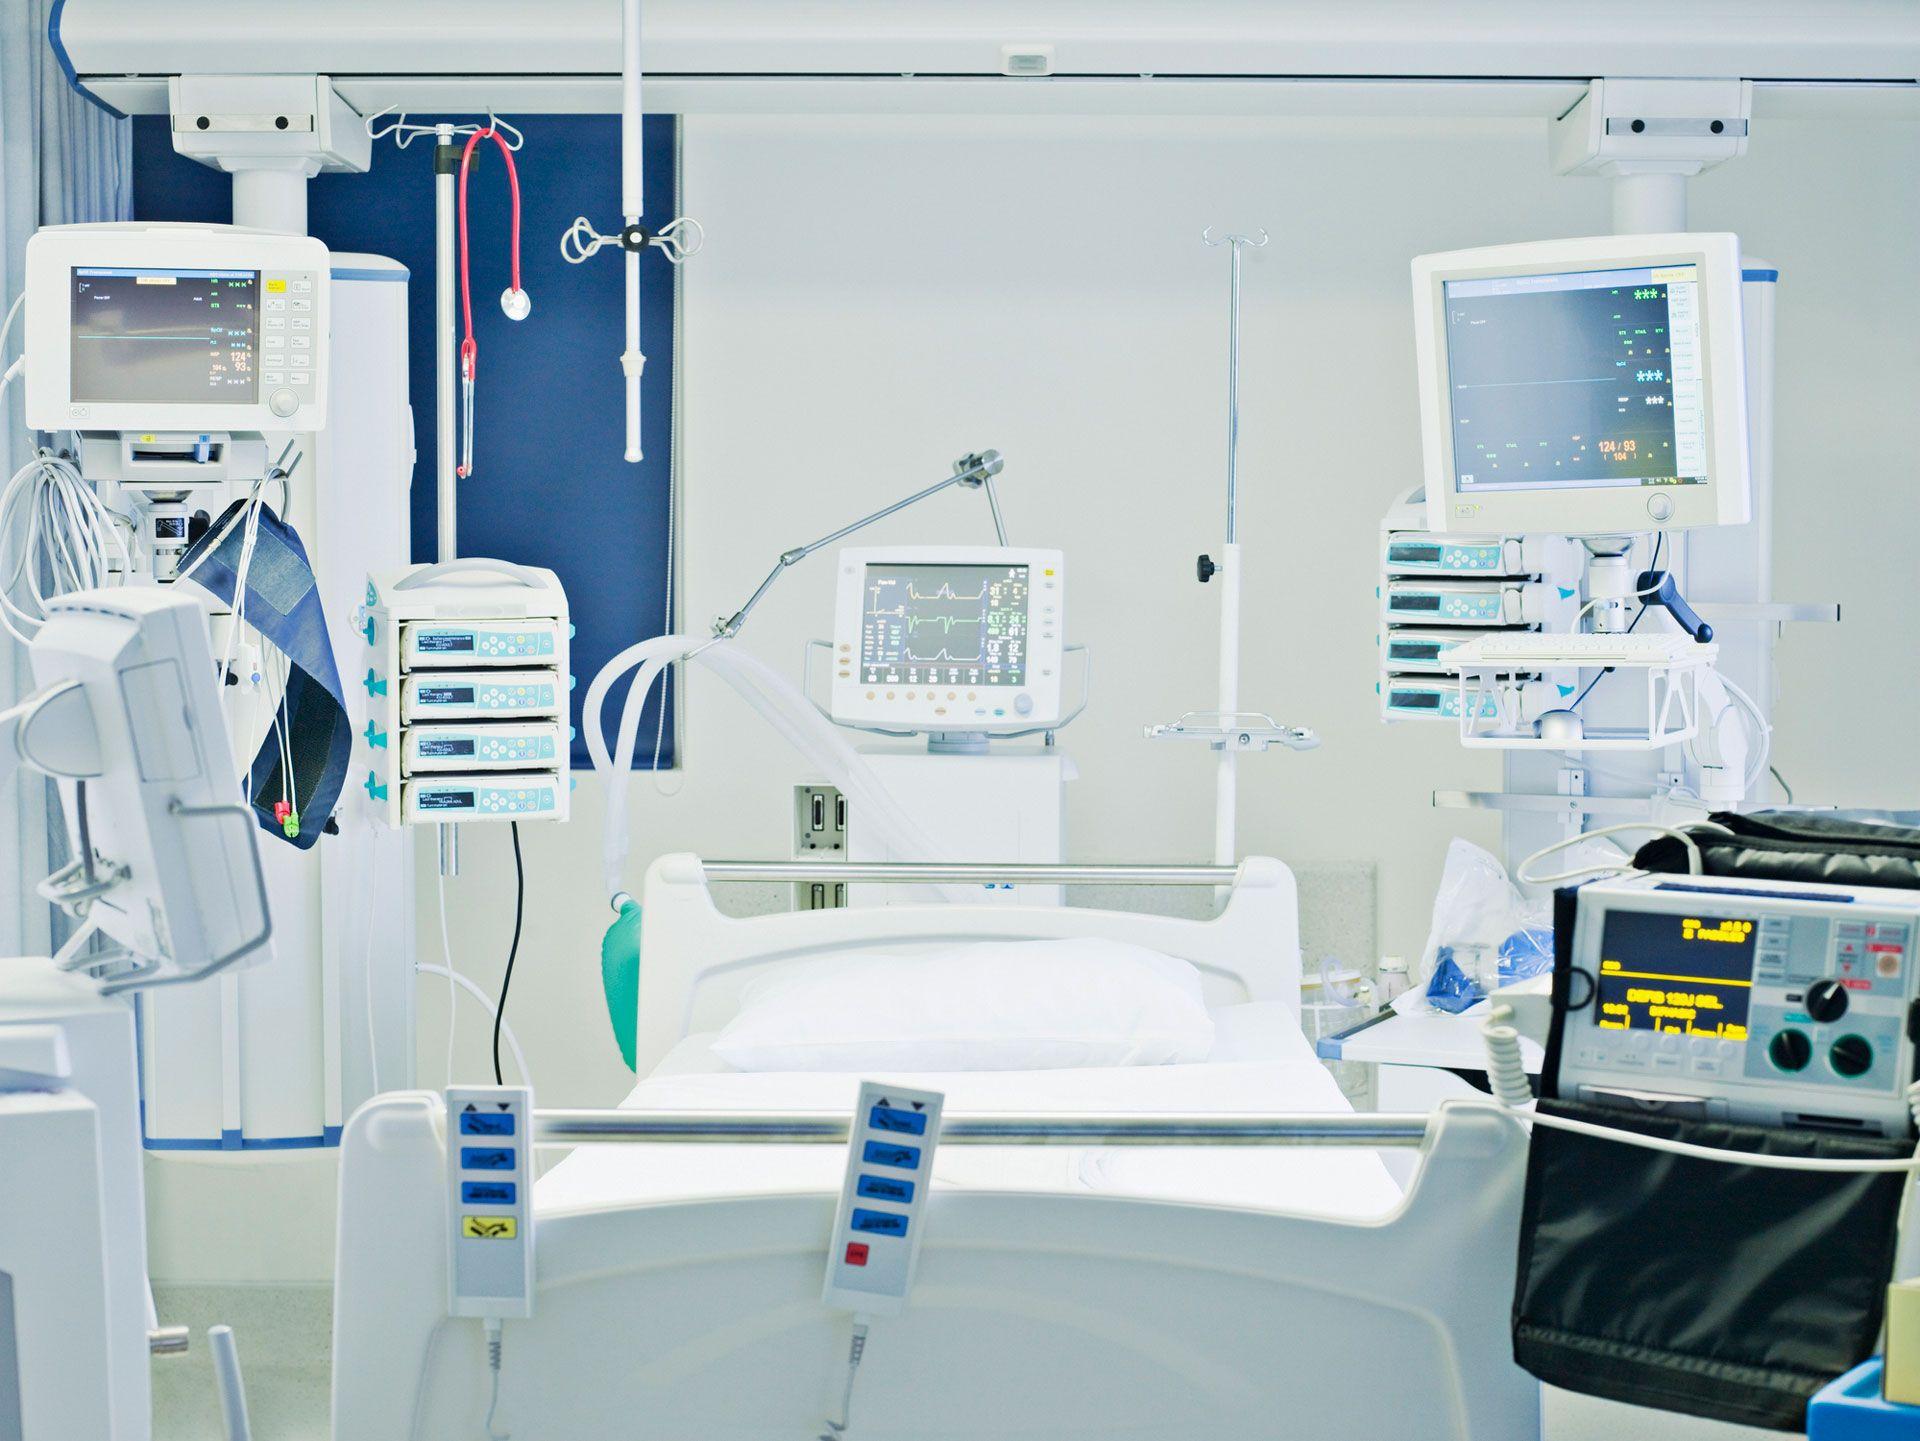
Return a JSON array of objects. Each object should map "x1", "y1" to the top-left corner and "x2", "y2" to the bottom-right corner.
[{"x1": 332, "y1": 856, "x2": 1540, "y2": 1439}]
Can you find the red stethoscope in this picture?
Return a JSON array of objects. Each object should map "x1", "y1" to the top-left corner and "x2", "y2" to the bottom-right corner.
[{"x1": 457, "y1": 126, "x2": 529, "y2": 480}]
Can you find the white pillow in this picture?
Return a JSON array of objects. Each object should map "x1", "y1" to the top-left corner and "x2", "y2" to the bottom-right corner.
[{"x1": 709, "y1": 938, "x2": 1215, "y2": 1073}]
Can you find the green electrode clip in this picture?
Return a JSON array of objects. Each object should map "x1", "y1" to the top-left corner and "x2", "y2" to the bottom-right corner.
[{"x1": 600, "y1": 893, "x2": 643, "y2": 1072}]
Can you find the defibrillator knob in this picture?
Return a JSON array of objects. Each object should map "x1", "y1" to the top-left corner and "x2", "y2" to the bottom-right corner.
[
  {"x1": 1768, "y1": 1029, "x2": 1812, "y2": 1073},
  {"x1": 1805, "y1": 978, "x2": 1850, "y2": 1023},
  {"x1": 1830, "y1": 1034, "x2": 1874, "y2": 1079}
]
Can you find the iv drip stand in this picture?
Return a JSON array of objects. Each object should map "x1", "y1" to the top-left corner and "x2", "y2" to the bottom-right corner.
[{"x1": 1146, "y1": 227, "x2": 1317, "y2": 869}]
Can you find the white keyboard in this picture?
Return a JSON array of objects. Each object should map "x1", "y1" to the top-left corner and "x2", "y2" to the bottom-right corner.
[{"x1": 1448, "y1": 631, "x2": 1711, "y2": 667}]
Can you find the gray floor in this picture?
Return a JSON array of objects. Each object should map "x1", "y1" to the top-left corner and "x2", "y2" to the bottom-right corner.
[{"x1": 154, "y1": 1283, "x2": 1792, "y2": 1441}]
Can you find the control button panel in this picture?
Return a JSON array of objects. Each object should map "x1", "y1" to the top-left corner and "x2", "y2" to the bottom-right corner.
[
  {"x1": 401, "y1": 619, "x2": 561, "y2": 670},
  {"x1": 260, "y1": 271, "x2": 320, "y2": 399},
  {"x1": 403, "y1": 773, "x2": 564, "y2": 823},
  {"x1": 824, "y1": 1081, "x2": 944, "y2": 1315},
  {"x1": 403, "y1": 721, "x2": 564, "y2": 775},
  {"x1": 445, "y1": 1086, "x2": 533, "y2": 1320},
  {"x1": 401, "y1": 669, "x2": 565, "y2": 722},
  {"x1": 1383, "y1": 580, "x2": 1535, "y2": 626}
]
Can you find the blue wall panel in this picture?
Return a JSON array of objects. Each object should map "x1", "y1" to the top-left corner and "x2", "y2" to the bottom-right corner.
[{"x1": 132, "y1": 115, "x2": 676, "y2": 765}]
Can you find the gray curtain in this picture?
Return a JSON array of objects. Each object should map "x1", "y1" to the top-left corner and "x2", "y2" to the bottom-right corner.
[{"x1": 0, "y1": 0, "x2": 131, "y2": 954}]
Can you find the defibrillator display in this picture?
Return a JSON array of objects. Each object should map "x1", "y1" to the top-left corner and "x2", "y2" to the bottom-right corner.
[{"x1": 1595, "y1": 908, "x2": 1757, "y2": 1038}]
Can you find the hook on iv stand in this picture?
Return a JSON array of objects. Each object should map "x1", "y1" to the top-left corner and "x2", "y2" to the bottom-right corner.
[{"x1": 363, "y1": 107, "x2": 525, "y2": 152}]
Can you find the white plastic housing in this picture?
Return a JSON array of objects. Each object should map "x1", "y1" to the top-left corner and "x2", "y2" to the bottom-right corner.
[
  {"x1": 1413, "y1": 232, "x2": 1750, "y2": 536},
  {"x1": 830, "y1": 546, "x2": 1065, "y2": 733},
  {"x1": 24, "y1": 222, "x2": 330, "y2": 434}
]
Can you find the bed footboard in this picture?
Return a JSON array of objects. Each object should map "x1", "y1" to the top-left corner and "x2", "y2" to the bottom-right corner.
[{"x1": 333, "y1": 1097, "x2": 1537, "y2": 1440}]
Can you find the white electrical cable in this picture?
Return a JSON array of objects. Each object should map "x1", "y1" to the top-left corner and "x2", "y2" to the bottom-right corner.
[
  {"x1": 414, "y1": 965, "x2": 532, "y2": 1089},
  {"x1": 648, "y1": 119, "x2": 685, "y2": 799},
  {"x1": 362, "y1": 840, "x2": 385, "y2": 1097},
  {"x1": 818, "y1": 1318, "x2": 870, "y2": 1441},
  {"x1": 482, "y1": 1319, "x2": 509, "y2": 1441},
  {"x1": 1480, "y1": 1010, "x2": 1920, "y2": 1173},
  {"x1": 1575, "y1": 575, "x2": 1667, "y2": 626},
  {"x1": 1512, "y1": 821, "x2": 1743, "y2": 890},
  {"x1": 0, "y1": 451, "x2": 131, "y2": 645},
  {"x1": 1716, "y1": 671, "x2": 1774, "y2": 794}
]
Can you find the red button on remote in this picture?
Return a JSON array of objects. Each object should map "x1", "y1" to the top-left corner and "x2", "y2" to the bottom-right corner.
[{"x1": 845, "y1": 1243, "x2": 869, "y2": 1267}]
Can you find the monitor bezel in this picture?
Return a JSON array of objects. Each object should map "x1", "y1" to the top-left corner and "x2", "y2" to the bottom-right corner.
[
  {"x1": 24, "y1": 223, "x2": 330, "y2": 435},
  {"x1": 829, "y1": 545, "x2": 1066, "y2": 734},
  {"x1": 1413, "y1": 233, "x2": 1751, "y2": 536}
]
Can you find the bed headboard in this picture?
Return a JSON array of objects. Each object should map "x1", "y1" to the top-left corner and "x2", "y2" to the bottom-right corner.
[{"x1": 631, "y1": 854, "x2": 1302, "y2": 1077}]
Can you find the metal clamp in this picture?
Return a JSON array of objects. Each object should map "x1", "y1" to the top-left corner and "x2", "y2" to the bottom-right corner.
[
  {"x1": 1145, "y1": 711, "x2": 1319, "y2": 752},
  {"x1": 99, "y1": 800, "x2": 274, "y2": 997}
]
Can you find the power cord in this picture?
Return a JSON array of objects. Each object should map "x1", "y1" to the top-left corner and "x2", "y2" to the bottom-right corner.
[
  {"x1": 1481, "y1": 1006, "x2": 1920, "y2": 1173},
  {"x1": 818, "y1": 1317, "x2": 871, "y2": 1440},
  {"x1": 492, "y1": 822, "x2": 525, "y2": 1085},
  {"x1": 482, "y1": 1319, "x2": 509, "y2": 1441}
]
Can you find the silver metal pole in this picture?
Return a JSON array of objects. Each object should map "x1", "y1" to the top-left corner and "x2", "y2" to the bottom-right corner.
[
  {"x1": 535, "y1": 1109, "x2": 1430, "y2": 1147},
  {"x1": 1226, "y1": 238, "x2": 1242, "y2": 545},
  {"x1": 697, "y1": 861, "x2": 1240, "y2": 886},
  {"x1": 434, "y1": 124, "x2": 458, "y2": 564},
  {"x1": 713, "y1": 450, "x2": 1005, "y2": 639},
  {"x1": 435, "y1": 126, "x2": 461, "y2": 880}
]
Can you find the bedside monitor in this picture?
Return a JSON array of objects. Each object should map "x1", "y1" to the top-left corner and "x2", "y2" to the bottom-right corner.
[
  {"x1": 1413, "y1": 233, "x2": 1751, "y2": 536},
  {"x1": 830, "y1": 546, "x2": 1065, "y2": 733},
  {"x1": 24, "y1": 222, "x2": 330, "y2": 434}
]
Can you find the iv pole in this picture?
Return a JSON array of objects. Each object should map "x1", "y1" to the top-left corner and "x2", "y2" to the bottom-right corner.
[{"x1": 1147, "y1": 228, "x2": 1317, "y2": 869}]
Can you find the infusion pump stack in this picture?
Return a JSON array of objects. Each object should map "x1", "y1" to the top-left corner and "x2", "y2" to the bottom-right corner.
[
  {"x1": 806, "y1": 545, "x2": 1076, "y2": 907},
  {"x1": 20, "y1": 222, "x2": 416, "y2": 1151},
  {"x1": 1380, "y1": 232, "x2": 1781, "y2": 866}
]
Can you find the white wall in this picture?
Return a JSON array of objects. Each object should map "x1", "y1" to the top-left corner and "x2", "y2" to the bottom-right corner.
[{"x1": 418, "y1": 111, "x2": 1920, "y2": 1111}]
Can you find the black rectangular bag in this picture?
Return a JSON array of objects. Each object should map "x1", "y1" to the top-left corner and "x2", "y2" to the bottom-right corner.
[
  {"x1": 1634, "y1": 810, "x2": 1920, "y2": 891},
  {"x1": 1512, "y1": 1096, "x2": 1909, "y2": 1430}
]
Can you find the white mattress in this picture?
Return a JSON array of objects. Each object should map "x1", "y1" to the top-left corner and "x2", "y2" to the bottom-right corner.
[{"x1": 538, "y1": 1004, "x2": 1404, "y2": 1218}]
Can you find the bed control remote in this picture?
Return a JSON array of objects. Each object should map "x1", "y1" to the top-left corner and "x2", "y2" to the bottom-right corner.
[
  {"x1": 823, "y1": 1081, "x2": 944, "y2": 1314},
  {"x1": 446, "y1": 1086, "x2": 534, "y2": 1319}
]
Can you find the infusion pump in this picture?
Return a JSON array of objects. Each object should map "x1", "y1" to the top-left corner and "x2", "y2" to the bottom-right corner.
[{"x1": 1547, "y1": 873, "x2": 1920, "y2": 1138}]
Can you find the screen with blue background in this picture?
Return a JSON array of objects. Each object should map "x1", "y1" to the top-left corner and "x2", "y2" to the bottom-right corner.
[{"x1": 131, "y1": 115, "x2": 676, "y2": 766}]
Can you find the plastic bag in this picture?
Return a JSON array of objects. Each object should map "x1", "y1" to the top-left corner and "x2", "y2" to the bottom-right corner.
[{"x1": 1414, "y1": 839, "x2": 1558, "y2": 1013}]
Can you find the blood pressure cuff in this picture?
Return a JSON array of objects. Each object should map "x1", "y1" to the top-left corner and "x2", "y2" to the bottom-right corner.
[
  {"x1": 1512, "y1": 1096, "x2": 1908, "y2": 1430},
  {"x1": 1634, "y1": 810, "x2": 1920, "y2": 892},
  {"x1": 178, "y1": 499, "x2": 350, "y2": 851}
]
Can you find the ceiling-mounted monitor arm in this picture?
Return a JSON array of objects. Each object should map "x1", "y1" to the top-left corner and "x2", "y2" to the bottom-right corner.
[{"x1": 710, "y1": 449, "x2": 1007, "y2": 643}]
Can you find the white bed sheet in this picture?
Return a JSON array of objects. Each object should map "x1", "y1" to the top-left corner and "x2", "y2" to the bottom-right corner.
[{"x1": 538, "y1": 1004, "x2": 1404, "y2": 1218}]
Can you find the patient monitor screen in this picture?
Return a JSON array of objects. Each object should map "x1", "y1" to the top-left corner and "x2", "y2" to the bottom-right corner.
[
  {"x1": 858, "y1": 562, "x2": 1029, "y2": 688},
  {"x1": 70, "y1": 266, "x2": 260, "y2": 404},
  {"x1": 1595, "y1": 908, "x2": 1757, "y2": 1039},
  {"x1": 1443, "y1": 264, "x2": 1706, "y2": 494}
]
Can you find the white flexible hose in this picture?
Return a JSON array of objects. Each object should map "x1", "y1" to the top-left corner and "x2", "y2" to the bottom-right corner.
[{"x1": 584, "y1": 633, "x2": 953, "y2": 903}]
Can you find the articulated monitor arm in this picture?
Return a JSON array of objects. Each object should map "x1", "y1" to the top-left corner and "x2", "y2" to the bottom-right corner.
[{"x1": 711, "y1": 449, "x2": 1007, "y2": 642}]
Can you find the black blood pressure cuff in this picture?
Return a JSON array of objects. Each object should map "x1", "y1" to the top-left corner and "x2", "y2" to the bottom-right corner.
[
  {"x1": 1512, "y1": 1097, "x2": 1909, "y2": 1431},
  {"x1": 1633, "y1": 810, "x2": 1920, "y2": 892}
]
